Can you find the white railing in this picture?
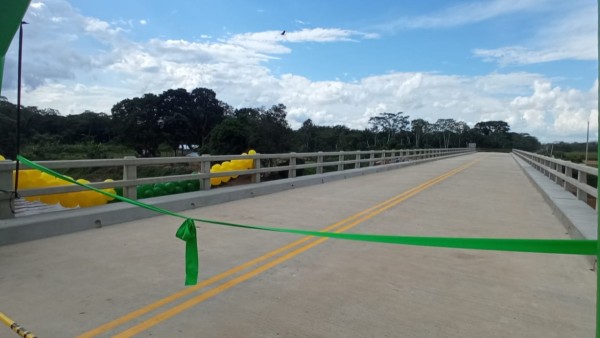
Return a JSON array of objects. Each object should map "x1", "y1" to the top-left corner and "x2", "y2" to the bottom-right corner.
[
  {"x1": 513, "y1": 149, "x2": 597, "y2": 209},
  {"x1": 0, "y1": 148, "x2": 473, "y2": 219}
]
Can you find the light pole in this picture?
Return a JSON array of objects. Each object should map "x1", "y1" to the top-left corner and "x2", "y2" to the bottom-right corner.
[
  {"x1": 586, "y1": 119, "x2": 590, "y2": 164},
  {"x1": 13, "y1": 21, "x2": 27, "y2": 196}
]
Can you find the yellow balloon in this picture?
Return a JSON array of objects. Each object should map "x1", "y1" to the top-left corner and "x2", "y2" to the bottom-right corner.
[
  {"x1": 211, "y1": 164, "x2": 223, "y2": 172},
  {"x1": 102, "y1": 188, "x2": 116, "y2": 201},
  {"x1": 76, "y1": 178, "x2": 91, "y2": 185},
  {"x1": 102, "y1": 179, "x2": 116, "y2": 201},
  {"x1": 90, "y1": 192, "x2": 106, "y2": 206},
  {"x1": 29, "y1": 177, "x2": 44, "y2": 188},
  {"x1": 221, "y1": 162, "x2": 231, "y2": 171},
  {"x1": 210, "y1": 177, "x2": 222, "y2": 186},
  {"x1": 40, "y1": 194, "x2": 59, "y2": 205},
  {"x1": 40, "y1": 173, "x2": 56, "y2": 185},
  {"x1": 248, "y1": 149, "x2": 256, "y2": 155},
  {"x1": 77, "y1": 192, "x2": 96, "y2": 208},
  {"x1": 59, "y1": 194, "x2": 79, "y2": 208},
  {"x1": 221, "y1": 175, "x2": 231, "y2": 183},
  {"x1": 20, "y1": 170, "x2": 41, "y2": 189},
  {"x1": 0, "y1": 154, "x2": 5, "y2": 160}
]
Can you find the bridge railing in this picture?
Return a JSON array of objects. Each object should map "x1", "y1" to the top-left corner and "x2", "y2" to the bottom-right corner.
[
  {"x1": 0, "y1": 148, "x2": 473, "y2": 219},
  {"x1": 512, "y1": 149, "x2": 597, "y2": 209}
]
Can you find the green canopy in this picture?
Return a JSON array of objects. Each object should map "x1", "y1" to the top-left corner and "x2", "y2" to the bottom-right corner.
[{"x1": 0, "y1": 0, "x2": 31, "y2": 95}]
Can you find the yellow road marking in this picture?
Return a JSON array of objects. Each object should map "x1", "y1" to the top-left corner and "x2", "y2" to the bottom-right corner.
[
  {"x1": 110, "y1": 157, "x2": 481, "y2": 337},
  {"x1": 80, "y1": 159, "x2": 475, "y2": 337}
]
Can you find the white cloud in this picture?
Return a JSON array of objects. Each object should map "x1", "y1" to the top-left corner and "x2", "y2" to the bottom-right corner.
[
  {"x1": 30, "y1": 2, "x2": 45, "y2": 9},
  {"x1": 509, "y1": 80, "x2": 597, "y2": 139},
  {"x1": 380, "y1": 0, "x2": 546, "y2": 30},
  {"x1": 139, "y1": 19, "x2": 147, "y2": 25},
  {"x1": 474, "y1": 1, "x2": 597, "y2": 64},
  {"x1": 226, "y1": 28, "x2": 378, "y2": 55},
  {"x1": 1, "y1": 0, "x2": 596, "y2": 144}
]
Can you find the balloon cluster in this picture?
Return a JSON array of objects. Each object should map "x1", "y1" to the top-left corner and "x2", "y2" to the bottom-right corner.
[
  {"x1": 11, "y1": 169, "x2": 116, "y2": 208},
  {"x1": 136, "y1": 180, "x2": 199, "y2": 199},
  {"x1": 0, "y1": 149, "x2": 258, "y2": 207},
  {"x1": 210, "y1": 150, "x2": 256, "y2": 186}
]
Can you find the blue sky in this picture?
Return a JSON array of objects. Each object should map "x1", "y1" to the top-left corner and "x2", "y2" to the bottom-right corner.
[{"x1": 1, "y1": 0, "x2": 598, "y2": 142}]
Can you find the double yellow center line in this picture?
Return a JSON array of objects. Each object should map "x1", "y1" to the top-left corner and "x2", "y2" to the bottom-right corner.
[{"x1": 79, "y1": 157, "x2": 480, "y2": 338}]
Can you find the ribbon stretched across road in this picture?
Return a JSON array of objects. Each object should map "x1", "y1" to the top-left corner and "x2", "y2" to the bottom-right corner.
[{"x1": 16, "y1": 155, "x2": 597, "y2": 286}]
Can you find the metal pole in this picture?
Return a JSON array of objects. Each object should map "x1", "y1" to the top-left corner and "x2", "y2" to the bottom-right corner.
[
  {"x1": 13, "y1": 21, "x2": 26, "y2": 196},
  {"x1": 596, "y1": 0, "x2": 600, "y2": 338},
  {"x1": 586, "y1": 119, "x2": 590, "y2": 163}
]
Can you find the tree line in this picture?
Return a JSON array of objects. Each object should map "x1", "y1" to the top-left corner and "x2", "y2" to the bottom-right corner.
[{"x1": 0, "y1": 87, "x2": 541, "y2": 159}]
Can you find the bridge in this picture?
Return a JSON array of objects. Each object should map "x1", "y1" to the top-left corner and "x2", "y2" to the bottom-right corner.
[{"x1": 0, "y1": 150, "x2": 597, "y2": 337}]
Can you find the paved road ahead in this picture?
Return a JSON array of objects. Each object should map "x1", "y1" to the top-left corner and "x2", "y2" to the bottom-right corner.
[{"x1": 0, "y1": 153, "x2": 595, "y2": 337}]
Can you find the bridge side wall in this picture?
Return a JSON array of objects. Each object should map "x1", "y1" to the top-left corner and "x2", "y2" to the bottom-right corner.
[{"x1": 0, "y1": 151, "x2": 473, "y2": 246}]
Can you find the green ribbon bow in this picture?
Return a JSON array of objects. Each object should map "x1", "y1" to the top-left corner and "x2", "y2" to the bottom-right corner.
[{"x1": 176, "y1": 219, "x2": 198, "y2": 286}]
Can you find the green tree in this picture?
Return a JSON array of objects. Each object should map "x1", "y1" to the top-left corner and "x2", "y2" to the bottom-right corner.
[
  {"x1": 111, "y1": 94, "x2": 164, "y2": 157},
  {"x1": 207, "y1": 118, "x2": 250, "y2": 155},
  {"x1": 410, "y1": 118, "x2": 431, "y2": 148},
  {"x1": 368, "y1": 112, "x2": 410, "y2": 148}
]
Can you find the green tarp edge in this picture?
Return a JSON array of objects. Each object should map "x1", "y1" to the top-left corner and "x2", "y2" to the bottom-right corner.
[{"x1": 0, "y1": 0, "x2": 31, "y2": 95}]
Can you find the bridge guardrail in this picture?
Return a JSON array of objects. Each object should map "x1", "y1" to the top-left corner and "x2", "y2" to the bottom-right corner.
[
  {"x1": 512, "y1": 149, "x2": 597, "y2": 209},
  {"x1": 0, "y1": 148, "x2": 473, "y2": 219}
]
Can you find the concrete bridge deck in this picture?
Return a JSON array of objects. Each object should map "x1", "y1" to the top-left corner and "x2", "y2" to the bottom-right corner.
[{"x1": 0, "y1": 152, "x2": 595, "y2": 337}]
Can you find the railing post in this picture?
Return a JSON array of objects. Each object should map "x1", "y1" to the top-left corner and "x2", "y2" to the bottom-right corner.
[
  {"x1": 0, "y1": 160, "x2": 14, "y2": 219},
  {"x1": 338, "y1": 151, "x2": 345, "y2": 171},
  {"x1": 123, "y1": 156, "x2": 137, "y2": 200},
  {"x1": 288, "y1": 152, "x2": 297, "y2": 178},
  {"x1": 577, "y1": 170, "x2": 587, "y2": 202},
  {"x1": 564, "y1": 167, "x2": 573, "y2": 189},
  {"x1": 251, "y1": 154, "x2": 261, "y2": 184},
  {"x1": 369, "y1": 150, "x2": 375, "y2": 166},
  {"x1": 555, "y1": 164, "x2": 563, "y2": 185},
  {"x1": 316, "y1": 151, "x2": 323, "y2": 174},
  {"x1": 200, "y1": 155, "x2": 211, "y2": 190},
  {"x1": 355, "y1": 152, "x2": 361, "y2": 169}
]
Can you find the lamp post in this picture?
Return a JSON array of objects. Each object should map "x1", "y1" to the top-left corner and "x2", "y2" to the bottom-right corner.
[
  {"x1": 13, "y1": 21, "x2": 27, "y2": 196},
  {"x1": 585, "y1": 119, "x2": 590, "y2": 164}
]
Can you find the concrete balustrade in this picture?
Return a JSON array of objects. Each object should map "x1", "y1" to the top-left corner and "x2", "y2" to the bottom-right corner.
[
  {"x1": 513, "y1": 149, "x2": 597, "y2": 209},
  {"x1": 0, "y1": 148, "x2": 473, "y2": 219}
]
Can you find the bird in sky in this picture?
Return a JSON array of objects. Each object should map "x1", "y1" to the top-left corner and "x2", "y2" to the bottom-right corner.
[{"x1": 281, "y1": 30, "x2": 286, "y2": 35}]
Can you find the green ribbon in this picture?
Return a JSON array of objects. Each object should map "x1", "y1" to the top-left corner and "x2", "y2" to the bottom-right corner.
[
  {"x1": 16, "y1": 155, "x2": 598, "y2": 286},
  {"x1": 175, "y1": 219, "x2": 198, "y2": 285}
]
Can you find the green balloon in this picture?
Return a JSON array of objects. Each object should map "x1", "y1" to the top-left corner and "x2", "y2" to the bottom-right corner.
[
  {"x1": 115, "y1": 187, "x2": 123, "y2": 196},
  {"x1": 165, "y1": 182, "x2": 176, "y2": 194},
  {"x1": 136, "y1": 186, "x2": 145, "y2": 198},
  {"x1": 153, "y1": 187, "x2": 166, "y2": 196},
  {"x1": 185, "y1": 182, "x2": 195, "y2": 192},
  {"x1": 143, "y1": 188, "x2": 155, "y2": 198}
]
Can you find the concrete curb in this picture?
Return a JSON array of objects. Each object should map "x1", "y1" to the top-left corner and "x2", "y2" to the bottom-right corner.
[
  {"x1": 512, "y1": 153, "x2": 597, "y2": 267},
  {"x1": 0, "y1": 152, "x2": 474, "y2": 246}
]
